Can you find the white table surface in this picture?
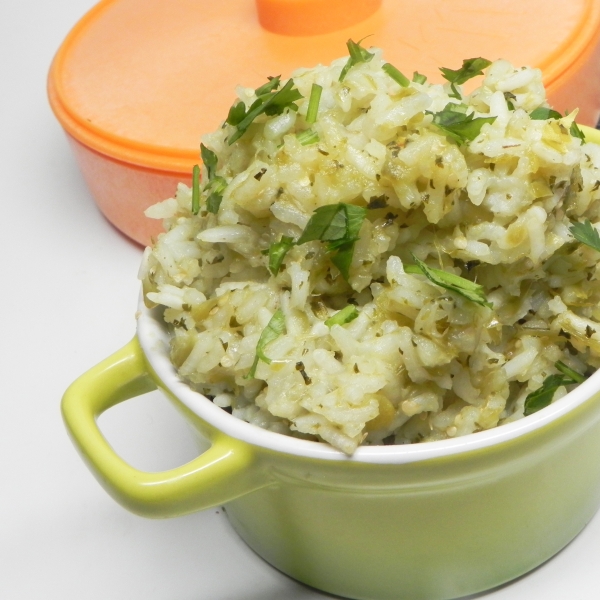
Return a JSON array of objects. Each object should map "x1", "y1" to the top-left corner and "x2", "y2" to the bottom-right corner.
[{"x1": 3, "y1": 1, "x2": 600, "y2": 598}]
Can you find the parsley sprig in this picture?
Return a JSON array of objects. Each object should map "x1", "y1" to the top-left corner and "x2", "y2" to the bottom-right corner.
[
  {"x1": 246, "y1": 309, "x2": 286, "y2": 379},
  {"x1": 428, "y1": 103, "x2": 496, "y2": 145},
  {"x1": 405, "y1": 255, "x2": 492, "y2": 308},
  {"x1": 226, "y1": 77, "x2": 303, "y2": 145},
  {"x1": 524, "y1": 361, "x2": 586, "y2": 415}
]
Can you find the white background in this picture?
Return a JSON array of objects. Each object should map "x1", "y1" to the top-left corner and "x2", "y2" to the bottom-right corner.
[{"x1": 2, "y1": 1, "x2": 600, "y2": 598}]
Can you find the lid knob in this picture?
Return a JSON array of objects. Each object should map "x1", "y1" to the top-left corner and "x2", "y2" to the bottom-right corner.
[{"x1": 256, "y1": 0, "x2": 382, "y2": 36}]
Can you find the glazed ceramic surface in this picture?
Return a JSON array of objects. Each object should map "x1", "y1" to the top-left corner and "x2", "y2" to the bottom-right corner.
[{"x1": 63, "y1": 268, "x2": 600, "y2": 599}]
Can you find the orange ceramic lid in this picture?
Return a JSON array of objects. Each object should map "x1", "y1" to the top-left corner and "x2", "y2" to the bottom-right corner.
[{"x1": 48, "y1": 0, "x2": 600, "y2": 174}]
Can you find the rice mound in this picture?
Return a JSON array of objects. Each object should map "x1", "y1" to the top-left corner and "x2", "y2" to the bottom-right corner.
[{"x1": 139, "y1": 47, "x2": 600, "y2": 454}]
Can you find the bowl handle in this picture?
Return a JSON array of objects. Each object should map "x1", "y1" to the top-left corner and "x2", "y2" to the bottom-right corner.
[{"x1": 61, "y1": 337, "x2": 266, "y2": 518}]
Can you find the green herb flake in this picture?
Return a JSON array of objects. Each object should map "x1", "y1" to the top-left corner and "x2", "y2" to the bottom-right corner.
[
  {"x1": 246, "y1": 309, "x2": 287, "y2": 379},
  {"x1": 297, "y1": 203, "x2": 367, "y2": 280},
  {"x1": 306, "y1": 83, "x2": 323, "y2": 124},
  {"x1": 191, "y1": 164, "x2": 200, "y2": 215},
  {"x1": 382, "y1": 62, "x2": 410, "y2": 87},
  {"x1": 570, "y1": 219, "x2": 600, "y2": 252},
  {"x1": 267, "y1": 236, "x2": 295, "y2": 275},
  {"x1": 339, "y1": 38, "x2": 374, "y2": 82},
  {"x1": 412, "y1": 71, "x2": 427, "y2": 84},
  {"x1": 226, "y1": 101, "x2": 247, "y2": 127},
  {"x1": 428, "y1": 103, "x2": 496, "y2": 145},
  {"x1": 325, "y1": 305, "x2": 359, "y2": 327},
  {"x1": 227, "y1": 78, "x2": 303, "y2": 145},
  {"x1": 524, "y1": 361, "x2": 586, "y2": 415},
  {"x1": 405, "y1": 255, "x2": 492, "y2": 308},
  {"x1": 440, "y1": 57, "x2": 492, "y2": 86},
  {"x1": 296, "y1": 129, "x2": 320, "y2": 145}
]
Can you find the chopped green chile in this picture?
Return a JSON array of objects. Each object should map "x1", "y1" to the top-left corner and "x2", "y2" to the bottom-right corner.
[
  {"x1": 325, "y1": 305, "x2": 359, "y2": 327},
  {"x1": 405, "y1": 255, "x2": 492, "y2": 308}
]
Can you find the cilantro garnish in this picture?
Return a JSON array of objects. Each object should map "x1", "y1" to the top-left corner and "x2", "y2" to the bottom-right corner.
[
  {"x1": 267, "y1": 236, "x2": 295, "y2": 275},
  {"x1": 297, "y1": 203, "x2": 368, "y2": 280},
  {"x1": 191, "y1": 164, "x2": 200, "y2": 215},
  {"x1": 200, "y1": 144, "x2": 218, "y2": 180},
  {"x1": 524, "y1": 361, "x2": 586, "y2": 415},
  {"x1": 428, "y1": 103, "x2": 496, "y2": 145},
  {"x1": 529, "y1": 107, "x2": 563, "y2": 121},
  {"x1": 529, "y1": 107, "x2": 586, "y2": 141},
  {"x1": 440, "y1": 58, "x2": 491, "y2": 99},
  {"x1": 405, "y1": 255, "x2": 492, "y2": 308},
  {"x1": 325, "y1": 305, "x2": 359, "y2": 327},
  {"x1": 206, "y1": 177, "x2": 227, "y2": 214},
  {"x1": 227, "y1": 78, "x2": 303, "y2": 145},
  {"x1": 440, "y1": 57, "x2": 492, "y2": 85},
  {"x1": 382, "y1": 63, "x2": 409, "y2": 87},
  {"x1": 306, "y1": 83, "x2": 323, "y2": 124},
  {"x1": 570, "y1": 219, "x2": 600, "y2": 252},
  {"x1": 199, "y1": 143, "x2": 227, "y2": 213},
  {"x1": 412, "y1": 72, "x2": 427, "y2": 84},
  {"x1": 246, "y1": 309, "x2": 286, "y2": 379},
  {"x1": 339, "y1": 38, "x2": 374, "y2": 82}
]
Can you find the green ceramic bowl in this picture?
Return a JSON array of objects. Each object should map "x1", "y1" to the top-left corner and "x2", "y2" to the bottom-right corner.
[{"x1": 62, "y1": 126, "x2": 600, "y2": 600}]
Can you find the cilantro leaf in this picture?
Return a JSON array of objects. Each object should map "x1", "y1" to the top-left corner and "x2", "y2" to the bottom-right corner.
[
  {"x1": 429, "y1": 103, "x2": 496, "y2": 144},
  {"x1": 530, "y1": 107, "x2": 586, "y2": 141},
  {"x1": 191, "y1": 164, "x2": 200, "y2": 215},
  {"x1": 267, "y1": 236, "x2": 295, "y2": 275},
  {"x1": 382, "y1": 62, "x2": 409, "y2": 87},
  {"x1": 524, "y1": 361, "x2": 586, "y2": 415},
  {"x1": 570, "y1": 121, "x2": 586, "y2": 142},
  {"x1": 206, "y1": 176, "x2": 227, "y2": 214},
  {"x1": 226, "y1": 101, "x2": 247, "y2": 127},
  {"x1": 246, "y1": 309, "x2": 286, "y2": 379},
  {"x1": 227, "y1": 79, "x2": 303, "y2": 145},
  {"x1": 529, "y1": 107, "x2": 562, "y2": 121},
  {"x1": 325, "y1": 305, "x2": 359, "y2": 327},
  {"x1": 405, "y1": 255, "x2": 492, "y2": 307},
  {"x1": 339, "y1": 38, "x2": 374, "y2": 82},
  {"x1": 440, "y1": 58, "x2": 492, "y2": 85},
  {"x1": 570, "y1": 219, "x2": 600, "y2": 252},
  {"x1": 412, "y1": 72, "x2": 427, "y2": 84},
  {"x1": 523, "y1": 373, "x2": 567, "y2": 416},
  {"x1": 254, "y1": 75, "x2": 281, "y2": 96},
  {"x1": 200, "y1": 144, "x2": 218, "y2": 180},
  {"x1": 297, "y1": 203, "x2": 367, "y2": 280}
]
